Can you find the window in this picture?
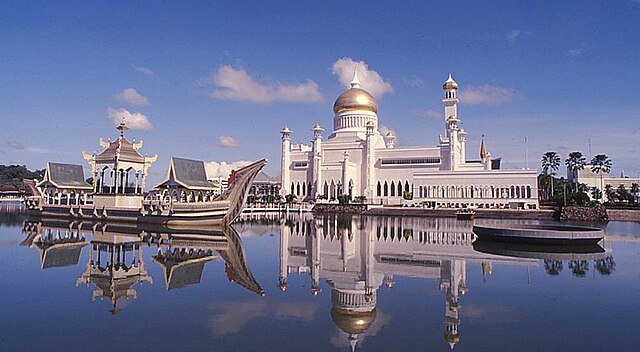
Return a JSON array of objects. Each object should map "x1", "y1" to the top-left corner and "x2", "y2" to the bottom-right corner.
[{"x1": 380, "y1": 158, "x2": 440, "y2": 165}]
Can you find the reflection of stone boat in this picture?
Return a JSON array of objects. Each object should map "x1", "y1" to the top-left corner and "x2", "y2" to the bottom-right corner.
[
  {"x1": 472, "y1": 224, "x2": 605, "y2": 245},
  {"x1": 21, "y1": 217, "x2": 264, "y2": 314},
  {"x1": 23, "y1": 123, "x2": 267, "y2": 227},
  {"x1": 472, "y1": 239, "x2": 606, "y2": 261},
  {"x1": 455, "y1": 208, "x2": 475, "y2": 220}
]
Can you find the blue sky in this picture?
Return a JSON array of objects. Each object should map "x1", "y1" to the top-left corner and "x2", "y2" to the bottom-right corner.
[{"x1": 1, "y1": 1, "x2": 639, "y2": 184}]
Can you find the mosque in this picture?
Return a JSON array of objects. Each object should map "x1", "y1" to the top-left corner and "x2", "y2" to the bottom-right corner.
[{"x1": 280, "y1": 72, "x2": 539, "y2": 209}]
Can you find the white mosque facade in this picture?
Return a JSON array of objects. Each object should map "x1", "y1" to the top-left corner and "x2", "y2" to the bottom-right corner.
[{"x1": 280, "y1": 72, "x2": 539, "y2": 209}]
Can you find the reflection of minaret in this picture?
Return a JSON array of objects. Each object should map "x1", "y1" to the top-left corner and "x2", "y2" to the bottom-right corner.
[
  {"x1": 278, "y1": 218, "x2": 289, "y2": 292},
  {"x1": 76, "y1": 233, "x2": 151, "y2": 316},
  {"x1": 328, "y1": 217, "x2": 381, "y2": 352},
  {"x1": 440, "y1": 259, "x2": 466, "y2": 350}
]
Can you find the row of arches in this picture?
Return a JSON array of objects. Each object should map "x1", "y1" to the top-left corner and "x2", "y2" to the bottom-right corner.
[
  {"x1": 42, "y1": 188, "x2": 90, "y2": 205},
  {"x1": 158, "y1": 189, "x2": 218, "y2": 203},
  {"x1": 335, "y1": 115, "x2": 374, "y2": 129},
  {"x1": 96, "y1": 166, "x2": 144, "y2": 195},
  {"x1": 290, "y1": 181, "x2": 312, "y2": 198},
  {"x1": 418, "y1": 184, "x2": 533, "y2": 199},
  {"x1": 376, "y1": 180, "x2": 412, "y2": 197}
]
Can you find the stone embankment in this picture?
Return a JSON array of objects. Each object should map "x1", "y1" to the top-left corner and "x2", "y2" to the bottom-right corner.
[
  {"x1": 560, "y1": 206, "x2": 608, "y2": 222},
  {"x1": 365, "y1": 207, "x2": 556, "y2": 220},
  {"x1": 313, "y1": 203, "x2": 368, "y2": 214},
  {"x1": 606, "y1": 209, "x2": 640, "y2": 222}
]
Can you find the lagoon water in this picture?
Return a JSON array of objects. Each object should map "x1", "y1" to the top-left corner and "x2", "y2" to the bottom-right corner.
[{"x1": 1, "y1": 207, "x2": 639, "y2": 352}]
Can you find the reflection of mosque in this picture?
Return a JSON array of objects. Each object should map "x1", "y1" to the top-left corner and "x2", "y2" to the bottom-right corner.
[
  {"x1": 276, "y1": 213, "x2": 537, "y2": 351},
  {"x1": 21, "y1": 219, "x2": 264, "y2": 314}
]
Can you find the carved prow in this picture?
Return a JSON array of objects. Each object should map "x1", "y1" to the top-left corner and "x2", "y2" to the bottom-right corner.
[{"x1": 219, "y1": 159, "x2": 267, "y2": 225}]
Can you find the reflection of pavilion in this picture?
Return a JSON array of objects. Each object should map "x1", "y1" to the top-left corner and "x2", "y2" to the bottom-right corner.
[
  {"x1": 21, "y1": 221, "x2": 87, "y2": 269},
  {"x1": 276, "y1": 214, "x2": 534, "y2": 351},
  {"x1": 76, "y1": 228, "x2": 151, "y2": 316},
  {"x1": 21, "y1": 218, "x2": 264, "y2": 315}
]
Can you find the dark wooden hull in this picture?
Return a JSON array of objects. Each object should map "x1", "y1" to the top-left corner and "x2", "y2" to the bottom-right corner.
[{"x1": 473, "y1": 224, "x2": 605, "y2": 245}]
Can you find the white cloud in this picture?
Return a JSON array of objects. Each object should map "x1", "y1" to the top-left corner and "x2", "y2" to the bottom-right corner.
[
  {"x1": 132, "y1": 65, "x2": 154, "y2": 76},
  {"x1": 416, "y1": 109, "x2": 441, "y2": 120},
  {"x1": 115, "y1": 88, "x2": 150, "y2": 106},
  {"x1": 460, "y1": 85, "x2": 517, "y2": 105},
  {"x1": 209, "y1": 65, "x2": 323, "y2": 104},
  {"x1": 6, "y1": 141, "x2": 49, "y2": 153},
  {"x1": 106, "y1": 107, "x2": 153, "y2": 131},
  {"x1": 217, "y1": 135, "x2": 240, "y2": 148},
  {"x1": 204, "y1": 160, "x2": 251, "y2": 179},
  {"x1": 209, "y1": 300, "x2": 320, "y2": 337},
  {"x1": 569, "y1": 43, "x2": 586, "y2": 57},
  {"x1": 506, "y1": 29, "x2": 521, "y2": 41},
  {"x1": 331, "y1": 57, "x2": 393, "y2": 98}
]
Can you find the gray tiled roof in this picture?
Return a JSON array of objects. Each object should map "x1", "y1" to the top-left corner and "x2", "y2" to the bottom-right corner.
[
  {"x1": 46, "y1": 163, "x2": 92, "y2": 189},
  {"x1": 171, "y1": 157, "x2": 217, "y2": 189},
  {"x1": 95, "y1": 137, "x2": 145, "y2": 163}
]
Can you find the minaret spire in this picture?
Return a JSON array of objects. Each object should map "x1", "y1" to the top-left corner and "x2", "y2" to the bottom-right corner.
[
  {"x1": 350, "y1": 68, "x2": 361, "y2": 89},
  {"x1": 480, "y1": 135, "x2": 487, "y2": 159}
]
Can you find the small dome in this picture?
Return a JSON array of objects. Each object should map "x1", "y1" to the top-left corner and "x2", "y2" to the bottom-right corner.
[
  {"x1": 443, "y1": 74, "x2": 458, "y2": 90},
  {"x1": 331, "y1": 308, "x2": 377, "y2": 335},
  {"x1": 333, "y1": 87, "x2": 378, "y2": 114}
]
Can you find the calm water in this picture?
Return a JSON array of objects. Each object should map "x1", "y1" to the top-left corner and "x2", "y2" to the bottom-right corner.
[{"x1": 1, "y1": 207, "x2": 640, "y2": 351}]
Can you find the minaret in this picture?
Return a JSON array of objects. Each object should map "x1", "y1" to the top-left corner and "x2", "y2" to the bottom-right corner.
[
  {"x1": 442, "y1": 74, "x2": 459, "y2": 123},
  {"x1": 312, "y1": 124, "x2": 324, "y2": 199},
  {"x1": 442, "y1": 74, "x2": 461, "y2": 171},
  {"x1": 280, "y1": 126, "x2": 291, "y2": 197},
  {"x1": 365, "y1": 121, "x2": 376, "y2": 200}
]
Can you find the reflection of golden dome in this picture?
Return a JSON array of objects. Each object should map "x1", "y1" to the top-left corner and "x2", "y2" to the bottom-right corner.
[
  {"x1": 444, "y1": 332, "x2": 460, "y2": 344},
  {"x1": 331, "y1": 308, "x2": 377, "y2": 335},
  {"x1": 333, "y1": 88, "x2": 378, "y2": 114}
]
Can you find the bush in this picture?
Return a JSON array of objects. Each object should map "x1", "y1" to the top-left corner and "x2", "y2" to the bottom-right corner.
[{"x1": 337, "y1": 194, "x2": 351, "y2": 205}]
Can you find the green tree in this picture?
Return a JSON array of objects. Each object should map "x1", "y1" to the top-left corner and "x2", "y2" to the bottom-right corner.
[
  {"x1": 631, "y1": 183, "x2": 639, "y2": 204},
  {"x1": 285, "y1": 194, "x2": 296, "y2": 204},
  {"x1": 604, "y1": 184, "x2": 615, "y2": 203},
  {"x1": 565, "y1": 151, "x2": 586, "y2": 192},
  {"x1": 590, "y1": 154, "x2": 612, "y2": 202},
  {"x1": 617, "y1": 184, "x2": 633, "y2": 203},
  {"x1": 541, "y1": 151, "x2": 561, "y2": 198}
]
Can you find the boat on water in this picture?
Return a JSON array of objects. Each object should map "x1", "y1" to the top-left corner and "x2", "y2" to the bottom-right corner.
[
  {"x1": 472, "y1": 224, "x2": 605, "y2": 245},
  {"x1": 22, "y1": 122, "x2": 267, "y2": 227},
  {"x1": 472, "y1": 239, "x2": 605, "y2": 261},
  {"x1": 455, "y1": 208, "x2": 476, "y2": 220}
]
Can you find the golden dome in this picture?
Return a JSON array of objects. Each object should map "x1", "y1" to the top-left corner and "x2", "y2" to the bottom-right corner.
[
  {"x1": 330, "y1": 308, "x2": 377, "y2": 335},
  {"x1": 443, "y1": 74, "x2": 458, "y2": 90},
  {"x1": 333, "y1": 88, "x2": 378, "y2": 114},
  {"x1": 333, "y1": 69, "x2": 377, "y2": 114}
]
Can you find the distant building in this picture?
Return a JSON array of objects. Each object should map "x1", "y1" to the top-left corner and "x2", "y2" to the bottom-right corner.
[
  {"x1": 569, "y1": 165, "x2": 640, "y2": 202},
  {"x1": 249, "y1": 172, "x2": 281, "y2": 199},
  {"x1": 280, "y1": 71, "x2": 539, "y2": 209},
  {"x1": 207, "y1": 176, "x2": 228, "y2": 195}
]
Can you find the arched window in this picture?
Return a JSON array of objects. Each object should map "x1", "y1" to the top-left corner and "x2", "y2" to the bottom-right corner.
[
  {"x1": 526, "y1": 185, "x2": 532, "y2": 198},
  {"x1": 390, "y1": 181, "x2": 396, "y2": 196},
  {"x1": 384, "y1": 181, "x2": 388, "y2": 196},
  {"x1": 405, "y1": 181, "x2": 410, "y2": 194},
  {"x1": 397, "y1": 181, "x2": 403, "y2": 196},
  {"x1": 377, "y1": 182, "x2": 382, "y2": 197},
  {"x1": 291, "y1": 182, "x2": 295, "y2": 195},
  {"x1": 296, "y1": 183, "x2": 301, "y2": 196}
]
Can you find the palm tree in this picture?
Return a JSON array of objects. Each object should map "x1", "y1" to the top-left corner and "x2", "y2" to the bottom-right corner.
[
  {"x1": 565, "y1": 151, "x2": 586, "y2": 192},
  {"x1": 541, "y1": 151, "x2": 561, "y2": 198},
  {"x1": 631, "y1": 183, "x2": 639, "y2": 204},
  {"x1": 590, "y1": 154, "x2": 612, "y2": 202}
]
